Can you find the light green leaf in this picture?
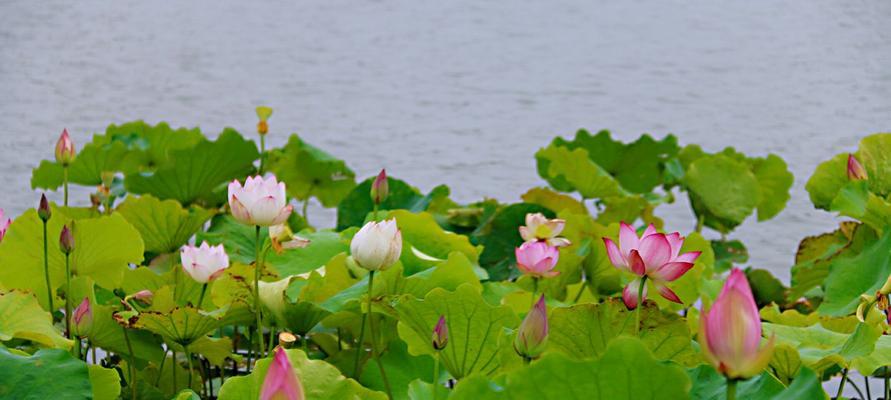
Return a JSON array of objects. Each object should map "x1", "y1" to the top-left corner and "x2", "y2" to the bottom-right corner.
[
  {"x1": 762, "y1": 322, "x2": 885, "y2": 375},
  {"x1": 267, "y1": 134, "x2": 356, "y2": 208},
  {"x1": 117, "y1": 195, "x2": 214, "y2": 254},
  {"x1": 88, "y1": 364, "x2": 122, "y2": 400},
  {"x1": 521, "y1": 187, "x2": 589, "y2": 215},
  {"x1": 819, "y1": 230, "x2": 891, "y2": 316},
  {"x1": 135, "y1": 306, "x2": 223, "y2": 347},
  {"x1": 751, "y1": 154, "x2": 794, "y2": 221},
  {"x1": 0, "y1": 290, "x2": 71, "y2": 348},
  {"x1": 87, "y1": 305, "x2": 166, "y2": 362},
  {"x1": 389, "y1": 210, "x2": 479, "y2": 265},
  {"x1": 336, "y1": 175, "x2": 450, "y2": 230},
  {"x1": 535, "y1": 144, "x2": 622, "y2": 199},
  {"x1": 685, "y1": 154, "x2": 760, "y2": 233},
  {"x1": 858, "y1": 133, "x2": 891, "y2": 196},
  {"x1": 360, "y1": 341, "x2": 434, "y2": 400},
  {"x1": 0, "y1": 347, "x2": 93, "y2": 400},
  {"x1": 805, "y1": 153, "x2": 849, "y2": 210},
  {"x1": 688, "y1": 364, "x2": 824, "y2": 400}
]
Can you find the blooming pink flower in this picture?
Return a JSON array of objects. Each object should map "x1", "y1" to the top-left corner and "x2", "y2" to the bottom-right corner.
[
  {"x1": 0, "y1": 209, "x2": 10, "y2": 243},
  {"x1": 515, "y1": 241, "x2": 560, "y2": 278},
  {"x1": 180, "y1": 242, "x2": 230, "y2": 283},
  {"x1": 519, "y1": 213, "x2": 571, "y2": 248},
  {"x1": 514, "y1": 295, "x2": 548, "y2": 359},
  {"x1": 228, "y1": 175, "x2": 293, "y2": 227},
  {"x1": 260, "y1": 347, "x2": 305, "y2": 400},
  {"x1": 602, "y1": 222, "x2": 701, "y2": 308},
  {"x1": 700, "y1": 269, "x2": 775, "y2": 379},
  {"x1": 847, "y1": 154, "x2": 867, "y2": 181},
  {"x1": 55, "y1": 128, "x2": 76, "y2": 165}
]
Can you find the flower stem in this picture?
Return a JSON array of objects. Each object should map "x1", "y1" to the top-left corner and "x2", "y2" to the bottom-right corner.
[
  {"x1": 172, "y1": 350, "x2": 178, "y2": 391},
  {"x1": 42, "y1": 221, "x2": 54, "y2": 312},
  {"x1": 64, "y1": 254, "x2": 72, "y2": 340},
  {"x1": 635, "y1": 276, "x2": 648, "y2": 336},
  {"x1": 531, "y1": 277, "x2": 539, "y2": 308},
  {"x1": 837, "y1": 368, "x2": 849, "y2": 400},
  {"x1": 254, "y1": 225, "x2": 266, "y2": 361},
  {"x1": 885, "y1": 366, "x2": 889, "y2": 400},
  {"x1": 432, "y1": 352, "x2": 440, "y2": 400},
  {"x1": 572, "y1": 280, "x2": 588, "y2": 304},
  {"x1": 122, "y1": 326, "x2": 137, "y2": 400},
  {"x1": 63, "y1": 166, "x2": 69, "y2": 207},
  {"x1": 726, "y1": 378, "x2": 737, "y2": 400},
  {"x1": 352, "y1": 310, "x2": 368, "y2": 377},
  {"x1": 186, "y1": 349, "x2": 195, "y2": 391},
  {"x1": 864, "y1": 375, "x2": 872, "y2": 400},
  {"x1": 259, "y1": 135, "x2": 266, "y2": 175},
  {"x1": 367, "y1": 271, "x2": 393, "y2": 399},
  {"x1": 197, "y1": 283, "x2": 208, "y2": 309}
]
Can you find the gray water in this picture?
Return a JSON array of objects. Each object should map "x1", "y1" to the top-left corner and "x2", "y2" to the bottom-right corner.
[{"x1": 2, "y1": 1, "x2": 891, "y2": 285}]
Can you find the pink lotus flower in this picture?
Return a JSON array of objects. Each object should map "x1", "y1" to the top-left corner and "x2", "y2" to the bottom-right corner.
[
  {"x1": 180, "y1": 242, "x2": 230, "y2": 283},
  {"x1": 519, "y1": 213, "x2": 571, "y2": 248},
  {"x1": 260, "y1": 347, "x2": 305, "y2": 400},
  {"x1": 55, "y1": 128, "x2": 76, "y2": 165},
  {"x1": 514, "y1": 295, "x2": 548, "y2": 359},
  {"x1": 350, "y1": 219, "x2": 402, "y2": 271},
  {"x1": 0, "y1": 209, "x2": 10, "y2": 243},
  {"x1": 602, "y1": 222, "x2": 701, "y2": 308},
  {"x1": 700, "y1": 269, "x2": 775, "y2": 379},
  {"x1": 72, "y1": 297, "x2": 92, "y2": 337},
  {"x1": 432, "y1": 315, "x2": 448, "y2": 350},
  {"x1": 228, "y1": 175, "x2": 294, "y2": 227},
  {"x1": 515, "y1": 241, "x2": 560, "y2": 278},
  {"x1": 847, "y1": 154, "x2": 867, "y2": 181}
]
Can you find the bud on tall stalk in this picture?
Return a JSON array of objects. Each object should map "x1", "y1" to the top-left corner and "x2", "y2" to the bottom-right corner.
[
  {"x1": 260, "y1": 347, "x2": 305, "y2": 400},
  {"x1": 847, "y1": 154, "x2": 868, "y2": 181},
  {"x1": 350, "y1": 219, "x2": 402, "y2": 272},
  {"x1": 514, "y1": 295, "x2": 549, "y2": 360},
  {"x1": 59, "y1": 225, "x2": 74, "y2": 254},
  {"x1": 371, "y1": 169, "x2": 388, "y2": 205},
  {"x1": 55, "y1": 128, "x2": 76, "y2": 165},
  {"x1": 38, "y1": 194, "x2": 51, "y2": 222},
  {"x1": 72, "y1": 297, "x2": 93, "y2": 337}
]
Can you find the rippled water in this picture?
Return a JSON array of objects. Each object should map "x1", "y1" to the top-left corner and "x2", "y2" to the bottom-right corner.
[{"x1": 2, "y1": 1, "x2": 890, "y2": 282}]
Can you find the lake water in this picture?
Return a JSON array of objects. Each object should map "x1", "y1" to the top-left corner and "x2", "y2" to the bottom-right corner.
[{"x1": 2, "y1": 1, "x2": 890, "y2": 284}]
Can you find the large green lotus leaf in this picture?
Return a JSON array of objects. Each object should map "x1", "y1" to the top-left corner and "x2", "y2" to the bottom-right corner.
[
  {"x1": 549, "y1": 129, "x2": 680, "y2": 194},
  {"x1": 259, "y1": 276, "x2": 330, "y2": 335},
  {"x1": 0, "y1": 291, "x2": 71, "y2": 348},
  {"x1": 217, "y1": 349, "x2": 387, "y2": 400},
  {"x1": 769, "y1": 344, "x2": 804, "y2": 385},
  {"x1": 188, "y1": 336, "x2": 238, "y2": 367},
  {"x1": 134, "y1": 306, "x2": 223, "y2": 347},
  {"x1": 87, "y1": 305, "x2": 166, "y2": 362},
  {"x1": 535, "y1": 144, "x2": 623, "y2": 199},
  {"x1": 746, "y1": 268, "x2": 788, "y2": 307},
  {"x1": 819, "y1": 230, "x2": 891, "y2": 316},
  {"x1": 298, "y1": 253, "x2": 360, "y2": 304},
  {"x1": 401, "y1": 252, "x2": 483, "y2": 299},
  {"x1": 395, "y1": 284, "x2": 519, "y2": 379},
  {"x1": 688, "y1": 364, "x2": 824, "y2": 400},
  {"x1": 450, "y1": 337, "x2": 690, "y2": 400},
  {"x1": 470, "y1": 203, "x2": 554, "y2": 281},
  {"x1": 789, "y1": 222, "x2": 866, "y2": 299},
  {"x1": 360, "y1": 341, "x2": 434, "y2": 400},
  {"x1": 389, "y1": 210, "x2": 479, "y2": 264},
  {"x1": 125, "y1": 128, "x2": 259, "y2": 206},
  {"x1": 89, "y1": 364, "x2": 122, "y2": 400},
  {"x1": 751, "y1": 154, "x2": 794, "y2": 221},
  {"x1": 595, "y1": 195, "x2": 650, "y2": 226},
  {"x1": 711, "y1": 239, "x2": 749, "y2": 273},
  {"x1": 858, "y1": 133, "x2": 891, "y2": 196},
  {"x1": 336, "y1": 175, "x2": 451, "y2": 231},
  {"x1": 266, "y1": 134, "x2": 356, "y2": 208},
  {"x1": 0, "y1": 347, "x2": 93, "y2": 399},
  {"x1": 805, "y1": 153, "x2": 849, "y2": 210},
  {"x1": 102, "y1": 120, "x2": 204, "y2": 174},
  {"x1": 0, "y1": 209, "x2": 144, "y2": 309},
  {"x1": 117, "y1": 195, "x2": 214, "y2": 254},
  {"x1": 547, "y1": 300, "x2": 698, "y2": 366},
  {"x1": 685, "y1": 154, "x2": 760, "y2": 232},
  {"x1": 520, "y1": 187, "x2": 589, "y2": 215},
  {"x1": 762, "y1": 322, "x2": 886, "y2": 375},
  {"x1": 829, "y1": 180, "x2": 891, "y2": 231}
]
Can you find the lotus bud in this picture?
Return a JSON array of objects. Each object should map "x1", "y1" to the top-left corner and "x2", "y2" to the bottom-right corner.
[
  {"x1": 269, "y1": 224, "x2": 311, "y2": 254},
  {"x1": 0, "y1": 208, "x2": 11, "y2": 244},
  {"x1": 59, "y1": 224, "x2": 74, "y2": 255},
  {"x1": 180, "y1": 242, "x2": 230, "y2": 283},
  {"x1": 699, "y1": 269, "x2": 775, "y2": 379},
  {"x1": 228, "y1": 175, "x2": 294, "y2": 227},
  {"x1": 519, "y1": 213, "x2": 571, "y2": 247},
  {"x1": 55, "y1": 128, "x2": 76, "y2": 166},
  {"x1": 256, "y1": 106, "x2": 273, "y2": 135},
  {"x1": 432, "y1": 315, "x2": 448, "y2": 350},
  {"x1": 131, "y1": 290, "x2": 154, "y2": 307},
  {"x1": 72, "y1": 297, "x2": 93, "y2": 337},
  {"x1": 515, "y1": 241, "x2": 560, "y2": 278},
  {"x1": 350, "y1": 219, "x2": 402, "y2": 271},
  {"x1": 260, "y1": 347, "x2": 305, "y2": 400},
  {"x1": 370, "y1": 169, "x2": 388, "y2": 205},
  {"x1": 847, "y1": 154, "x2": 868, "y2": 181},
  {"x1": 278, "y1": 332, "x2": 298, "y2": 349},
  {"x1": 37, "y1": 194, "x2": 51, "y2": 222},
  {"x1": 514, "y1": 295, "x2": 548, "y2": 360}
]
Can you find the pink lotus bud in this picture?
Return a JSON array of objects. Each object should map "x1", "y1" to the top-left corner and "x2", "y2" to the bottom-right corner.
[
  {"x1": 38, "y1": 194, "x2": 51, "y2": 222},
  {"x1": 59, "y1": 224, "x2": 74, "y2": 254},
  {"x1": 228, "y1": 175, "x2": 294, "y2": 227},
  {"x1": 370, "y1": 169, "x2": 389, "y2": 205},
  {"x1": 260, "y1": 347, "x2": 305, "y2": 400},
  {"x1": 55, "y1": 128, "x2": 76, "y2": 165},
  {"x1": 699, "y1": 269, "x2": 775, "y2": 379},
  {"x1": 847, "y1": 154, "x2": 867, "y2": 181},
  {"x1": 180, "y1": 242, "x2": 230, "y2": 283},
  {"x1": 432, "y1": 315, "x2": 448, "y2": 350},
  {"x1": 72, "y1": 297, "x2": 93, "y2": 337},
  {"x1": 0, "y1": 208, "x2": 10, "y2": 244},
  {"x1": 350, "y1": 219, "x2": 402, "y2": 271},
  {"x1": 604, "y1": 223, "x2": 700, "y2": 305},
  {"x1": 519, "y1": 213, "x2": 571, "y2": 247},
  {"x1": 514, "y1": 295, "x2": 548, "y2": 359},
  {"x1": 515, "y1": 241, "x2": 560, "y2": 278},
  {"x1": 131, "y1": 290, "x2": 154, "y2": 307}
]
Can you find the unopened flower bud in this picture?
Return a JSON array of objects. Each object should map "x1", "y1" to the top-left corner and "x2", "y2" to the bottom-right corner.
[
  {"x1": 432, "y1": 315, "x2": 448, "y2": 351},
  {"x1": 59, "y1": 224, "x2": 74, "y2": 255},
  {"x1": 370, "y1": 169, "x2": 388, "y2": 205},
  {"x1": 72, "y1": 297, "x2": 93, "y2": 337},
  {"x1": 848, "y1": 154, "x2": 868, "y2": 181},
  {"x1": 260, "y1": 347, "x2": 305, "y2": 400},
  {"x1": 131, "y1": 290, "x2": 153, "y2": 307},
  {"x1": 514, "y1": 295, "x2": 548, "y2": 360},
  {"x1": 38, "y1": 194, "x2": 51, "y2": 222},
  {"x1": 269, "y1": 224, "x2": 311, "y2": 254},
  {"x1": 55, "y1": 128, "x2": 76, "y2": 166}
]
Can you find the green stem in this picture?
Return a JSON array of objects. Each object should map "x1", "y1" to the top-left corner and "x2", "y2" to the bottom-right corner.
[
  {"x1": 837, "y1": 368, "x2": 848, "y2": 400},
  {"x1": 373, "y1": 204, "x2": 379, "y2": 222},
  {"x1": 172, "y1": 350, "x2": 178, "y2": 392},
  {"x1": 695, "y1": 214, "x2": 705, "y2": 233},
  {"x1": 352, "y1": 304, "x2": 369, "y2": 377},
  {"x1": 635, "y1": 276, "x2": 648, "y2": 336},
  {"x1": 63, "y1": 167, "x2": 69, "y2": 207},
  {"x1": 197, "y1": 283, "x2": 208, "y2": 309},
  {"x1": 268, "y1": 327, "x2": 276, "y2": 354},
  {"x1": 885, "y1": 367, "x2": 889, "y2": 400},
  {"x1": 531, "y1": 277, "x2": 539, "y2": 307},
  {"x1": 572, "y1": 280, "x2": 588, "y2": 304},
  {"x1": 246, "y1": 328, "x2": 253, "y2": 373},
  {"x1": 254, "y1": 226, "x2": 266, "y2": 361},
  {"x1": 848, "y1": 376, "x2": 866, "y2": 400},
  {"x1": 367, "y1": 271, "x2": 393, "y2": 399},
  {"x1": 42, "y1": 221, "x2": 54, "y2": 312},
  {"x1": 65, "y1": 254, "x2": 72, "y2": 340},
  {"x1": 259, "y1": 135, "x2": 266, "y2": 175},
  {"x1": 91, "y1": 345, "x2": 96, "y2": 364},
  {"x1": 726, "y1": 378, "x2": 737, "y2": 400},
  {"x1": 122, "y1": 327, "x2": 137, "y2": 400},
  {"x1": 155, "y1": 351, "x2": 167, "y2": 386},
  {"x1": 186, "y1": 349, "x2": 194, "y2": 391},
  {"x1": 73, "y1": 337, "x2": 82, "y2": 361},
  {"x1": 865, "y1": 375, "x2": 872, "y2": 400},
  {"x1": 432, "y1": 352, "x2": 440, "y2": 400}
]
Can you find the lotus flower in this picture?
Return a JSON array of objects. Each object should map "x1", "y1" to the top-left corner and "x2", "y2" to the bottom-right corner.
[
  {"x1": 260, "y1": 347, "x2": 305, "y2": 400},
  {"x1": 0, "y1": 209, "x2": 10, "y2": 243},
  {"x1": 603, "y1": 222, "x2": 701, "y2": 308},
  {"x1": 350, "y1": 219, "x2": 402, "y2": 271},
  {"x1": 515, "y1": 241, "x2": 560, "y2": 278},
  {"x1": 269, "y1": 224, "x2": 311, "y2": 254},
  {"x1": 72, "y1": 297, "x2": 92, "y2": 337},
  {"x1": 180, "y1": 242, "x2": 230, "y2": 283},
  {"x1": 55, "y1": 128, "x2": 76, "y2": 165},
  {"x1": 700, "y1": 269, "x2": 774, "y2": 379},
  {"x1": 370, "y1": 169, "x2": 389, "y2": 205},
  {"x1": 519, "y1": 213, "x2": 571, "y2": 247},
  {"x1": 229, "y1": 175, "x2": 294, "y2": 227},
  {"x1": 848, "y1": 154, "x2": 867, "y2": 181},
  {"x1": 432, "y1": 315, "x2": 448, "y2": 350},
  {"x1": 514, "y1": 295, "x2": 548, "y2": 359}
]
